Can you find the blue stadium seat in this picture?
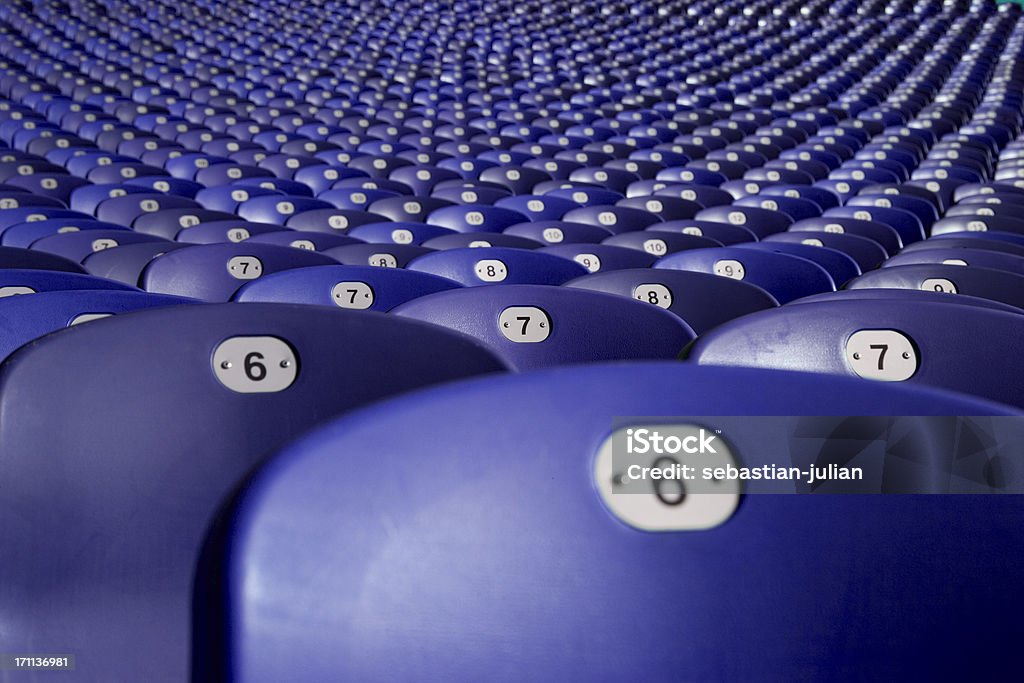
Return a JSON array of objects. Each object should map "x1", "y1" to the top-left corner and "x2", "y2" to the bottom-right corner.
[
  {"x1": 194, "y1": 363, "x2": 1021, "y2": 682},
  {"x1": 538, "y1": 244, "x2": 658, "y2": 273},
  {"x1": 0, "y1": 303, "x2": 506, "y2": 683},
  {"x1": 406, "y1": 247, "x2": 586, "y2": 286},
  {"x1": 846, "y1": 264, "x2": 1024, "y2": 309},
  {"x1": 141, "y1": 243, "x2": 337, "y2": 301},
  {"x1": 322, "y1": 243, "x2": 435, "y2": 268},
  {"x1": 0, "y1": 289, "x2": 196, "y2": 362},
  {"x1": 565, "y1": 267, "x2": 778, "y2": 334},
  {"x1": 655, "y1": 246, "x2": 836, "y2": 303},
  {"x1": 689, "y1": 299, "x2": 1024, "y2": 406},
  {"x1": 393, "y1": 285, "x2": 694, "y2": 370},
  {"x1": 234, "y1": 265, "x2": 461, "y2": 311},
  {"x1": 761, "y1": 231, "x2": 888, "y2": 272}
]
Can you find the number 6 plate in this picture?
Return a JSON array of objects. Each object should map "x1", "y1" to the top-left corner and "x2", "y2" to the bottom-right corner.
[{"x1": 212, "y1": 336, "x2": 298, "y2": 393}]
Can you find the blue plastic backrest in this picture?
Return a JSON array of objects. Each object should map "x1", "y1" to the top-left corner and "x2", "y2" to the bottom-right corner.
[
  {"x1": 847, "y1": 264, "x2": 1024, "y2": 309},
  {"x1": 407, "y1": 247, "x2": 587, "y2": 286},
  {"x1": 0, "y1": 303, "x2": 506, "y2": 683},
  {"x1": 141, "y1": 243, "x2": 337, "y2": 301},
  {"x1": 194, "y1": 363, "x2": 1021, "y2": 682},
  {"x1": 233, "y1": 264, "x2": 461, "y2": 311},
  {"x1": 0, "y1": 289, "x2": 196, "y2": 362},
  {"x1": 0, "y1": 244, "x2": 87, "y2": 272},
  {"x1": 392, "y1": 284, "x2": 695, "y2": 370},
  {"x1": 82, "y1": 242, "x2": 193, "y2": 286},
  {"x1": 761, "y1": 231, "x2": 887, "y2": 271},
  {"x1": 0, "y1": 268, "x2": 136, "y2": 294},
  {"x1": 564, "y1": 267, "x2": 778, "y2": 334},
  {"x1": 655, "y1": 246, "x2": 836, "y2": 304},
  {"x1": 688, "y1": 299, "x2": 1024, "y2": 407},
  {"x1": 883, "y1": 247, "x2": 1024, "y2": 274},
  {"x1": 789, "y1": 289, "x2": 1024, "y2": 316}
]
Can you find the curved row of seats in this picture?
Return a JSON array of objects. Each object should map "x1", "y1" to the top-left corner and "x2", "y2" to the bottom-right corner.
[{"x1": 1, "y1": 0, "x2": 1024, "y2": 681}]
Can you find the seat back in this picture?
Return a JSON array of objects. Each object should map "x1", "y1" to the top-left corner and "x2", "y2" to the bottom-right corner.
[
  {"x1": 393, "y1": 284, "x2": 695, "y2": 370},
  {"x1": 194, "y1": 363, "x2": 1023, "y2": 682},
  {"x1": 0, "y1": 303, "x2": 506, "y2": 683}
]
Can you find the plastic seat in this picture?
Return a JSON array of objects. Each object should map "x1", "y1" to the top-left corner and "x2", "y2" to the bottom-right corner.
[
  {"x1": 1, "y1": 218, "x2": 129, "y2": 248},
  {"x1": 194, "y1": 363, "x2": 1021, "y2": 682},
  {"x1": 762, "y1": 232, "x2": 888, "y2": 272},
  {"x1": 368, "y1": 196, "x2": 454, "y2": 223},
  {"x1": 141, "y1": 243, "x2": 337, "y2": 301},
  {"x1": 493, "y1": 194, "x2": 579, "y2": 221},
  {"x1": 421, "y1": 233, "x2": 544, "y2": 250},
  {"x1": 29, "y1": 229, "x2": 170, "y2": 264},
  {"x1": 393, "y1": 285, "x2": 694, "y2": 370},
  {"x1": 194, "y1": 185, "x2": 283, "y2": 213},
  {"x1": 822, "y1": 206, "x2": 925, "y2": 245},
  {"x1": 0, "y1": 289, "x2": 196, "y2": 363},
  {"x1": 236, "y1": 195, "x2": 334, "y2": 225},
  {"x1": 846, "y1": 264, "x2": 1024, "y2": 309},
  {"x1": 82, "y1": 242, "x2": 194, "y2": 286},
  {"x1": 0, "y1": 303, "x2": 506, "y2": 683},
  {"x1": 503, "y1": 220, "x2": 613, "y2": 246},
  {"x1": 406, "y1": 248, "x2": 586, "y2": 287},
  {"x1": 538, "y1": 244, "x2": 658, "y2": 273},
  {"x1": 322, "y1": 243, "x2": 434, "y2": 268},
  {"x1": 565, "y1": 268, "x2": 778, "y2": 334},
  {"x1": 734, "y1": 242, "x2": 861, "y2": 287},
  {"x1": 733, "y1": 195, "x2": 823, "y2": 222},
  {"x1": 693, "y1": 206, "x2": 792, "y2": 239},
  {"x1": 242, "y1": 229, "x2": 362, "y2": 252},
  {"x1": 655, "y1": 247, "x2": 836, "y2": 304},
  {"x1": 653, "y1": 219, "x2": 758, "y2": 246},
  {"x1": 561, "y1": 205, "x2": 662, "y2": 234},
  {"x1": 233, "y1": 265, "x2": 461, "y2": 311},
  {"x1": 69, "y1": 183, "x2": 153, "y2": 214},
  {"x1": 602, "y1": 231, "x2": 720, "y2": 258},
  {"x1": 132, "y1": 208, "x2": 238, "y2": 240},
  {"x1": 788, "y1": 217, "x2": 902, "y2": 257},
  {"x1": 173, "y1": 221, "x2": 285, "y2": 245},
  {"x1": 94, "y1": 193, "x2": 203, "y2": 227},
  {"x1": 0, "y1": 268, "x2": 137, "y2": 296},
  {"x1": 0, "y1": 245, "x2": 88, "y2": 273},
  {"x1": 426, "y1": 205, "x2": 528, "y2": 233},
  {"x1": 931, "y1": 215, "x2": 1024, "y2": 237},
  {"x1": 616, "y1": 196, "x2": 702, "y2": 222},
  {"x1": 478, "y1": 165, "x2": 551, "y2": 194},
  {"x1": 283, "y1": 208, "x2": 389, "y2": 234},
  {"x1": 688, "y1": 299, "x2": 1024, "y2": 407}
]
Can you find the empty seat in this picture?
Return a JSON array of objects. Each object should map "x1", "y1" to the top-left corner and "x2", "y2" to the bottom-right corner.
[
  {"x1": 0, "y1": 289, "x2": 196, "y2": 362},
  {"x1": 141, "y1": 243, "x2": 337, "y2": 301},
  {"x1": 406, "y1": 248, "x2": 587, "y2": 287},
  {"x1": 565, "y1": 268, "x2": 778, "y2": 334},
  {"x1": 655, "y1": 246, "x2": 836, "y2": 304},
  {"x1": 234, "y1": 265, "x2": 461, "y2": 311},
  {"x1": 0, "y1": 303, "x2": 506, "y2": 683},
  {"x1": 688, "y1": 299, "x2": 1024, "y2": 407},
  {"x1": 194, "y1": 363, "x2": 1022, "y2": 682},
  {"x1": 883, "y1": 248, "x2": 1024, "y2": 275},
  {"x1": 1, "y1": 218, "x2": 129, "y2": 248},
  {"x1": 0, "y1": 269, "x2": 137, "y2": 296},
  {"x1": 847, "y1": 264, "x2": 1024, "y2": 309},
  {"x1": 693, "y1": 205, "x2": 793, "y2": 239},
  {"x1": 82, "y1": 242, "x2": 194, "y2": 286},
  {"x1": 788, "y1": 217, "x2": 902, "y2": 256},
  {"x1": 538, "y1": 244, "x2": 658, "y2": 273},
  {"x1": 392, "y1": 285, "x2": 694, "y2": 370},
  {"x1": 421, "y1": 233, "x2": 544, "y2": 250},
  {"x1": 29, "y1": 229, "x2": 169, "y2": 263},
  {"x1": 762, "y1": 232, "x2": 887, "y2": 272}
]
